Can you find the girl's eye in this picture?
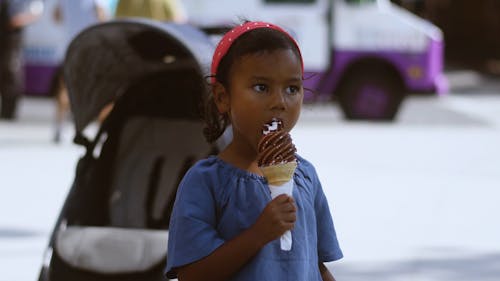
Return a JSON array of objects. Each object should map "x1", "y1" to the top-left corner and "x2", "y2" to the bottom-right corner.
[
  {"x1": 285, "y1": 85, "x2": 301, "y2": 95},
  {"x1": 253, "y1": 84, "x2": 268, "y2": 93}
]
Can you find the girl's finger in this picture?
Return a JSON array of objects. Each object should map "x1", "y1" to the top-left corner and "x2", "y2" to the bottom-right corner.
[
  {"x1": 283, "y1": 213, "x2": 296, "y2": 223},
  {"x1": 283, "y1": 202, "x2": 296, "y2": 212},
  {"x1": 282, "y1": 222, "x2": 295, "y2": 231}
]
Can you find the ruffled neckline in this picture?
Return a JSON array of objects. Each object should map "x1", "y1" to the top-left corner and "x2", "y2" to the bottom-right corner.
[{"x1": 208, "y1": 155, "x2": 267, "y2": 182}]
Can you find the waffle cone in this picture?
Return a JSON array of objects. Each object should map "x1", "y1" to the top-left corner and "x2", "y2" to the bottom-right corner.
[{"x1": 260, "y1": 161, "x2": 297, "y2": 186}]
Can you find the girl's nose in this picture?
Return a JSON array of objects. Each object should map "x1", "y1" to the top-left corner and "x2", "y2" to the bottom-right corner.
[{"x1": 270, "y1": 90, "x2": 286, "y2": 111}]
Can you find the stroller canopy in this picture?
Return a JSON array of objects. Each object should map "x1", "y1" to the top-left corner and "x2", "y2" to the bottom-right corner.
[{"x1": 64, "y1": 19, "x2": 214, "y2": 132}]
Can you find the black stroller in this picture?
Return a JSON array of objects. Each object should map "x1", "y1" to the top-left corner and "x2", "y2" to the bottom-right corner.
[{"x1": 38, "y1": 19, "x2": 216, "y2": 281}]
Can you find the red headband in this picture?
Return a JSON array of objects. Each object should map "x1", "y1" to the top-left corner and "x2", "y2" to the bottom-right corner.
[{"x1": 210, "y1": 21, "x2": 304, "y2": 84}]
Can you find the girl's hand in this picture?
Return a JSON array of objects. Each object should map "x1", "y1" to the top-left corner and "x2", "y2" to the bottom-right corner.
[
  {"x1": 176, "y1": 194, "x2": 296, "y2": 281},
  {"x1": 252, "y1": 194, "x2": 296, "y2": 244}
]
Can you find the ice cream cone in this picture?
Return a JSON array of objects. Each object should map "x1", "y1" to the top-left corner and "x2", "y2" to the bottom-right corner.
[
  {"x1": 260, "y1": 161, "x2": 297, "y2": 251},
  {"x1": 260, "y1": 161, "x2": 297, "y2": 186}
]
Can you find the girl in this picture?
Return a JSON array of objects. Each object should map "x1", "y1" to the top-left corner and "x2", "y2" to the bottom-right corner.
[{"x1": 165, "y1": 21, "x2": 343, "y2": 281}]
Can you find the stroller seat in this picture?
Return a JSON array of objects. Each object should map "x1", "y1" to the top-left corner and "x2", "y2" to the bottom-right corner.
[
  {"x1": 56, "y1": 226, "x2": 168, "y2": 274},
  {"x1": 109, "y1": 118, "x2": 210, "y2": 228},
  {"x1": 54, "y1": 117, "x2": 210, "y2": 277},
  {"x1": 38, "y1": 19, "x2": 215, "y2": 281}
]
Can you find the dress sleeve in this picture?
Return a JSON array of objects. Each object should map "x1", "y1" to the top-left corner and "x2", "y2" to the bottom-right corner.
[
  {"x1": 312, "y1": 166, "x2": 344, "y2": 262},
  {"x1": 165, "y1": 167, "x2": 225, "y2": 278}
]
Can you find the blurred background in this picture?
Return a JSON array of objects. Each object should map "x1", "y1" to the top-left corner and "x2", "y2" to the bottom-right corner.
[
  {"x1": 1, "y1": 0, "x2": 499, "y2": 280},
  {"x1": 392, "y1": 0, "x2": 500, "y2": 75}
]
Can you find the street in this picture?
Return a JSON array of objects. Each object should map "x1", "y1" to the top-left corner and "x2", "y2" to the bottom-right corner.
[{"x1": 1, "y1": 78, "x2": 500, "y2": 280}]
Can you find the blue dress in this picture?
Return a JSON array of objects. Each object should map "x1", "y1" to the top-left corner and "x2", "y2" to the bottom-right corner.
[{"x1": 165, "y1": 155, "x2": 343, "y2": 280}]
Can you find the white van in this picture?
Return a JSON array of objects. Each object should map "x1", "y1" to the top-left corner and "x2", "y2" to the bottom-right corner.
[{"x1": 181, "y1": 0, "x2": 448, "y2": 120}]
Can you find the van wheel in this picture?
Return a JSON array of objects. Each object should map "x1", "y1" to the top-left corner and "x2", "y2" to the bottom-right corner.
[{"x1": 337, "y1": 64, "x2": 405, "y2": 120}]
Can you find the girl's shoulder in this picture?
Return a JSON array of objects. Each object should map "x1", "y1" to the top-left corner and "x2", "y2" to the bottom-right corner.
[
  {"x1": 187, "y1": 155, "x2": 265, "y2": 180},
  {"x1": 182, "y1": 155, "x2": 319, "y2": 188},
  {"x1": 186, "y1": 155, "x2": 317, "y2": 180},
  {"x1": 295, "y1": 154, "x2": 318, "y2": 180},
  {"x1": 296, "y1": 154, "x2": 314, "y2": 168},
  {"x1": 181, "y1": 155, "x2": 266, "y2": 190},
  {"x1": 179, "y1": 155, "x2": 267, "y2": 203}
]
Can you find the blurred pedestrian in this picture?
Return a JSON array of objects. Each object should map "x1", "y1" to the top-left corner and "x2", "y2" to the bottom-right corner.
[
  {"x1": 53, "y1": 0, "x2": 108, "y2": 47},
  {"x1": 0, "y1": 0, "x2": 42, "y2": 120},
  {"x1": 115, "y1": 0, "x2": 187, "y2": 23},
  {"x1": 51, "y1": 0, "x2": 108, "y2": 142}
]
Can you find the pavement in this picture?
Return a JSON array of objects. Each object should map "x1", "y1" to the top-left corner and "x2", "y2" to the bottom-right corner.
[{"x1": 1, "y1": 77, "x2": 500, "y2": 280}]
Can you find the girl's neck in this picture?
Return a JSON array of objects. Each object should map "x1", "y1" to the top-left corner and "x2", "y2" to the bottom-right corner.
[{"x1": 218, "y1": 142, "x2": 262, "y2": 176}]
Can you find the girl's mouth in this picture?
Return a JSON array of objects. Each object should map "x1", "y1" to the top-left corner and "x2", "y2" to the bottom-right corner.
[{"x1": 262, "y1": 118, "x2": 283, "y2": 135}]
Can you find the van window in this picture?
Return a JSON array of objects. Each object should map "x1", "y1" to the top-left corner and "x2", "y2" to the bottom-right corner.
[{"x1": 264, "y1": 0, "x2": 316, "y2": 3}]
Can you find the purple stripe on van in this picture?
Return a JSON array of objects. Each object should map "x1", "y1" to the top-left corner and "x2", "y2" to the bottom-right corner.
[
  {"x1": 427, "y1": 39, "x2": 449, "y2": 95},
  {"x1": 304, "y1": 39, "x2": 448, "y2": 101},
  {"x1": 24, "y1": 64, "x2": 60, "y2": 96}
]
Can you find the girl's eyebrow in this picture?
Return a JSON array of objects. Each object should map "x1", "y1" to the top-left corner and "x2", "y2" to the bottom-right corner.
[
  {"x1": 288, "y1": 77, "x2": 303, "y2": 83},
  {"x1": 250, "y1": 75, "x2": 271, "y2": 81},
  {"x1": 250, "y1": 76, "x2": 302, "y2": 82}
]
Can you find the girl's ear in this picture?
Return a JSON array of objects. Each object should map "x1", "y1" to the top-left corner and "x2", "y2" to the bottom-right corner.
[{"x1": 212, "y1": 82, "x2": 230, "y2": 114}]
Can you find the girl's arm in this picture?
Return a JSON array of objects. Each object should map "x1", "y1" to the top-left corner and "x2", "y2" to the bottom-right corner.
[
  {"x1": 319, "y1": 262, "x2": 336, "y2": 281},
  {"x1": 177, "y1": 194, "x2": 296, "y2": 281}
]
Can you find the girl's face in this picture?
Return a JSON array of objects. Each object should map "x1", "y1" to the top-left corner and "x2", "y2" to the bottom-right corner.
[{"x1": 216, "y1": 48, "x2": 303, "y2": 155}]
